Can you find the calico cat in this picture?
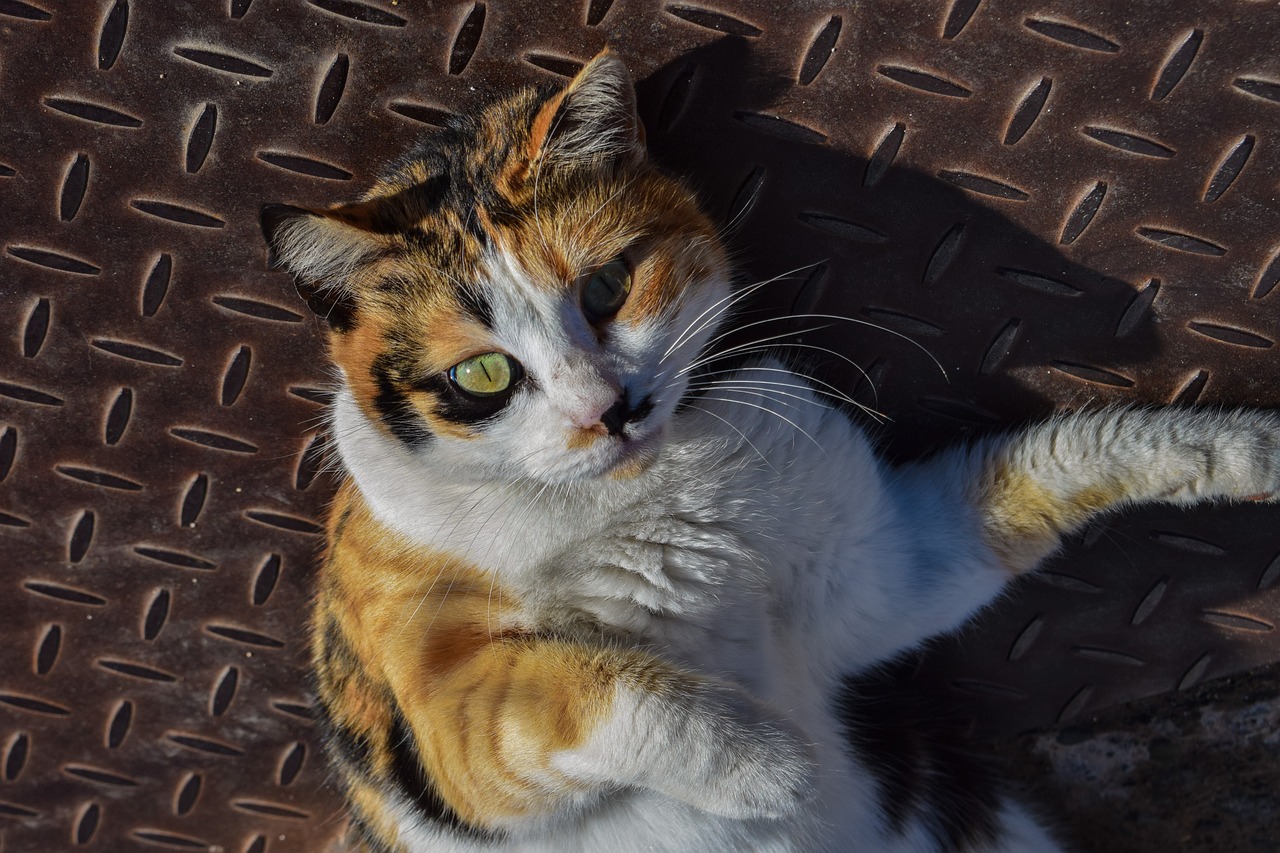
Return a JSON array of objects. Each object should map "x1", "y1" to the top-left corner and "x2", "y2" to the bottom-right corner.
[{"x1": 262, "y1": 51, "x2": 1280, "y2": 853}]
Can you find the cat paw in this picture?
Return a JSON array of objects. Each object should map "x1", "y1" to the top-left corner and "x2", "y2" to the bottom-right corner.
[
  {"x1": 687, "y1": 727, "x2": 817, "y2": 819},
  {"x1": 644, "y1": 689, "x2": 817, "y2": 820}
]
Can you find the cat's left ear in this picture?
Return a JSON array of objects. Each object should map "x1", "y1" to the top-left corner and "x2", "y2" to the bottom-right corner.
[
  {"x1": 526, "y1": 49, "x2": 645, "y2": 169},
  {"x1": 261, "y1": 202, "x2": 390, "y2": 330}
]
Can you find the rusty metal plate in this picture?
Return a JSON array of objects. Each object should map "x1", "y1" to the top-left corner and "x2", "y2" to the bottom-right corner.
[{"x1": 1, "y1": 0, "x2": 1277, "y2": 849}]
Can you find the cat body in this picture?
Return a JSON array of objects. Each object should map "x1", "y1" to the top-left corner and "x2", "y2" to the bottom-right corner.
[{"x1": 265, "y1": 52, "x2": 1280, "y2": 853}]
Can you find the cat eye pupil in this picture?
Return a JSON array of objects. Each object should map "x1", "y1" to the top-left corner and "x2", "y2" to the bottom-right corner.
[
  {"x1": 450, "y1": 352, "x2": 517, "y2": 398},
  {"x1": 583, "y1": 258, "x2": 632, "y2": 321}
]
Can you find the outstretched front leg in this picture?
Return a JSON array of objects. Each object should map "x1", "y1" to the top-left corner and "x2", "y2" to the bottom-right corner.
[
  {"x1": 843, "y1": 407, "x2": 1280, "y2": 666},
  {"x1": 964, "y1": 407, "x2": 1279, "y2": 572}
]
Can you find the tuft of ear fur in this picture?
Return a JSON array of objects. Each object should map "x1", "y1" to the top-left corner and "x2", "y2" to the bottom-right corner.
[
  {"x1": 527, "y1": 49, "x2": 644, "y2": 169},
  {"x1": 261, "y1": 203, "x2": 384, "y2": 329}
]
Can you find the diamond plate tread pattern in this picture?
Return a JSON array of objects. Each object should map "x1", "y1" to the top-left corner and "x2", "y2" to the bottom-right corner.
[{"x1": 1, "y1": 0, "x2": 1278, "y2": 849}]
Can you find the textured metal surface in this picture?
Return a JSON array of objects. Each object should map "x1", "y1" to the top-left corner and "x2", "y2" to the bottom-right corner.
[{"x1": 0, "y1": 0, "x2": 1277, "y2": 849}]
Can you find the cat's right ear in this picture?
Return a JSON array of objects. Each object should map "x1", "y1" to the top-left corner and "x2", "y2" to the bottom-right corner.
[
  {"x1": 526, "y1": 49, "x2": 644, "y2": 170},
  {"x1": 261, "y1": 203, "x2": 383, "y2": 330}
]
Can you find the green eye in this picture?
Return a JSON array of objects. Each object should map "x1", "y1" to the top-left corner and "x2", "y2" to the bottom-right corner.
[
  {"x1": 449, "y1": 352, "x2": 518, "y2": 397},
  {"x1": 582, "y1": 257, "x2": 632, "y2": 322}
]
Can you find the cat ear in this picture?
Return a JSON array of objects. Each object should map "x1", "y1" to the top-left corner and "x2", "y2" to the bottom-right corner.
[
  {"x1": 261, "y1": 202, "x2": 387, "y2": 329},
  {"x1": 527, "y1": 49, "x2": 644, "y2": 169}
]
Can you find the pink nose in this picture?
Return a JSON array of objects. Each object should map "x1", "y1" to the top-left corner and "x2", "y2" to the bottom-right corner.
[{"x1": 570, "y1": 393, "x2": 624, "y2": 432}]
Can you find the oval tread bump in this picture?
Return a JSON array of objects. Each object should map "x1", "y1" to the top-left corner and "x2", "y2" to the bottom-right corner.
[
  {"x1": 23, "y1": 580, "x2": 107, "y2": 606},
  {"x1": 923, "y1": 222, "x2": 965, "y2": 284},
  {"x1": 1152, "y1": 29, "x2": 1202, "y2": 101},
  {"x1": 186, "y1": 103, "x2": 217, "y2": 173},
  {"x1": 388, "y1": 101, "x2": 455, "y2": 126},
  {"x1": 130, "y1": 199, "x2": 225, "y2": 229},
  {"x1": 1135, "y1": 226, "x2": 1226, "y2": 256},
  {"x1": 1004, "y1": 78, "x2": 1051, "y2": 145},
  {"x1": 251, "y1": 554, "x2": 282, "y2": 606},
  {"x1": 732, "y1": 111, "x2": 827, "y2": 144},
  {"x1": 22, "y1": 297, "x2": 50, "y2": 357},
  {"x1": 278, "y1": 742, "x2": 306, "y2": 785},
  {"x1": 1202, "y1": 135, "x2": 1254, "y2": 202},
  {"x1": 979, "y1": 318, "x2": 1021, "y2": 375},
  {"x1": 172, "y1": 46, "x2": 273, "y2": 78},
  {"x1": 43, "y1": 97, "x2": 142, "y2": 128},
  {"x1": 0, "y1": 0, "x2": 52, "y2": 21},
  {"x1": 998, "y1": 267, "x2": 1082, "y2": 297},
  {"x1": 211, "y1": 295, "x2": 304, "y2": 322},
  {"x1": 295, "y1": 434, "x2": 325, "y2": 491},
  {"x1": 1258, "y1": 554, "x2": 1280, "y2": 590},
  {"x1": 1082, "y1": 126, "x2": 1175, "y2": 158},
  {"x1": 0, "y1": 380, "x2": 63, "y2": 407},
  {"x1": 864, "y1": 122, "x2": 905, "y2": 188},
  {"x1": 231, "y1": 0, "x2": 252, "y2": 18},
  {"x1": 180, "y1": 474, "x2": 209, "y2": 527},
  {"x1": 4, "y1": 733, "x2": 29, "y2": 780},
  {"x1": 308, "y1": 0, "x2": 407, "y2": 27},
  {"x1": 585, "y1": 0, "x2": 614, "y2": 26},
  {"x1": 210, "y1": 666, "x2": 239, "y2": 716},
  {"x1": 942, "y1": 0, "x2": 981, "y2": 39},
  {"x1": 59, "y1": 153, "x2": 89, "y2": 221},
  {"x1": 1254, "y1": 249, "x2": 1280, "y2": 299},
  {"x1": 132, "y1": 545, "x2": 216, "y2": 571},
  {"x1": 1131, "y1": 576, "x2": 1170, "y2": 626},
  {"x1": 97, "y1": 658, "x2": 178, "y2": 683},
  {"x1": 69, "y1": 510, "x2": 95, "y2": 563},
  {"x1": 166, "y1": 732, "x2": 244, "y2": 758},
  {"x1": 7, "y1": 245, "x2": 101, "y2": 275},
  {"x1": 657, "y1": 60, "x2": 697, "y2": 133},
  {"x1": 1056, "y1": 684, "x2": 1094, "y2": 724},
  {"x1": 938, "y1": 170, "x2": 1029, "y2": 201},
  {"x1": 315, "y1": 53, "x2": 349, "y2": 124},
  {"x1": 105, "y1": 701, "x2": 133, "y2": 748},
  {"x1": 205, "y1": 624, "x2": 286, "y2": 649},
  {"x1": 724, "y1": 165, "x2": 764, "y2": 229},
  {"x1": 256, "y1": 151, "x2": 353, "y2": 181},
  {"x1": 524, "y1": 53, "x2": 584, "y2": 79},
  {"x1": 56, "y1": 465, "x2": 141, "y2": 491},
  {"x1": 1171, "y1": 369, "x2": 1209, "y2": 405},
  {"x1": 1059, "y1": 181, "x2": 1107, "y2": 245},
  {"x1": 1023, "y1": 18, "x2": 1118, "y2": 52},
  {"x1": 98, "y1": 1, "x2": 128, "y2": 69},
  {"x1": 131, "y1": 829, "x2": 214, "y2": 848},
  {"x1": 877, "y1": 65, "x2": 972, "y2": 98},
  {"x1": 665, "y1": 4, "x2": 762, "y2": 37},
  {"x1": 0, "y1": 427, "x2": 15, "y2": 481},
  {"x1": 798, "y1": 16, "x2": 841, "y2": 85},
  {"x1": 141, "y1": 253, "x2": 172, "y2": 316},
  {"x1": 1050, "y1": 361, "x2": 1134, "y2": 388},
  {"x1": 104, "y1": 387, "x2": 133, "y2": 445},
  {"x1": 174, "y1": 773, "x2": 201, "y2": 816},
  {"x1": 35, "y1": 624, "x2": 62, "y2": 675},
  {"x1": 1115, "y1": 278, "x2": 1159, "y2": 337},
  {"x1": 1233, "y1": 77, "x2": 1280, "y2": 104},
  {"x1": 1186, "y1": 321, "x2": 1273, "y2": 349},
  {"x1": 74, "y1": 801, "x2": 101, "y2": 845},
  {"x1": 797, "y1": 212, "x2": 888, "y2": 244},
  {"x1": 1178, "y1": 652, "x2": 1214, "y2": 691},
  {"x1": 92, "y1": 337, "x2": 183, "y2": 366},
  {"x1": 169, "y1": 427, "x2": 259, "y2": 454},
  {"x1": 1007, "y1": 614, "x2": 1044, "y2": 661},
  {"x1": 448, "y1": 3, "x2": 485, "y2": 76},
  {"x1": 221, "y1": 346, "x2": 252, "y2": 406},
  {"x1": 142, "y1": 588, "x2": 171, "y2": 640}
]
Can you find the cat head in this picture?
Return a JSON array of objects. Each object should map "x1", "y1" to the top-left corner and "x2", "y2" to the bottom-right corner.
[{"x1": 264, "y1": 51, "x2": 731, "y2": 484}]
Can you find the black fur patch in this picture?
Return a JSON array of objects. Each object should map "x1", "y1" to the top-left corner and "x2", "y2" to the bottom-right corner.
[
  {"x1": 371, "y1": 353, "x2": 434, "y2": 448},
  {"x1": 836, "y1": 662, "x2": 1002, "y2": 852},
  {"x1": 387, "y1": 704, "x2": 497, "y2": 841}
]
